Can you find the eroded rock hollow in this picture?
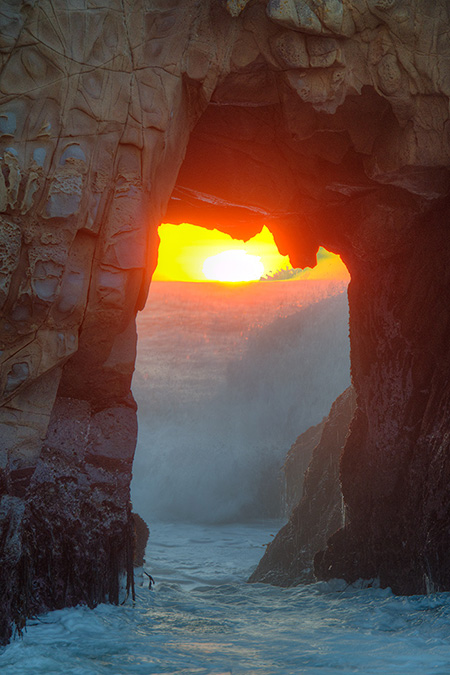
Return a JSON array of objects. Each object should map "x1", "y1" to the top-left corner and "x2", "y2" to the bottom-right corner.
[{"x1": 0, "y1": 0, "x2": 449, "y2": 641}]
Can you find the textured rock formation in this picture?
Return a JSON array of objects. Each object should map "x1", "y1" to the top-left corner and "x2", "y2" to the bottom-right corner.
[
  {"x1": 283, "y1": 418, "x2": 325, "y2": 512},
  {"x1": 249, "y1": 387, "x2": 356, "y2": 586},
  {"x1": 132, "y1": 512, "x2": 150, "y2": 568},
  {"x1": 315, "y1": 219, "x2": 450, "y2": 594},
  {"x1": 0, "y1": 0, "x2": 450, "y2": 641}
]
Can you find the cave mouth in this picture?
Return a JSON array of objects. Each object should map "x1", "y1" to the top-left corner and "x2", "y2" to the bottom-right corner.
[
  {"x1": 128, "y1": 87, "x2": 398, "y2": 526},
  {"x1": 130, "y1": 209, "x2": 351, "y2": 525},
  {"x1": 130, "y1": 82, "x2": 450, "y2": 590}
]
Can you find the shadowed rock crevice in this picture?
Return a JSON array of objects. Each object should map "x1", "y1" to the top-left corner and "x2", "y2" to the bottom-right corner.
[{"x1": 0, "y1": 0, "x2": 450, "y2": 642}]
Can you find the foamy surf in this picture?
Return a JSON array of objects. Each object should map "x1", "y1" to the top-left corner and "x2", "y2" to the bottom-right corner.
[{"x1": 2, "y1": 521, "x2": 450, "y2": 675}]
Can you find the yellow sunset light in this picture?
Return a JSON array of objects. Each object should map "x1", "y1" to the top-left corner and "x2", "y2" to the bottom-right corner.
[
  {"x1": 152, "y1": 222, "x2": 349, "y2": 284},
  {"x1": 202, "y1": 250, "x2": 264, "y2": 282},
  {"x1": 295, "y1": 247, "x2": 350, "y2": 281},
  {"x1": 153, "y1": 223, "x2": 290, "y2": 282}
]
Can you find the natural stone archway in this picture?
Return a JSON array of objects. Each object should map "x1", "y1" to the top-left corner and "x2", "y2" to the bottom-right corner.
[{"x1": 0, "y1": 0, "x2": 449, "y2": 641}]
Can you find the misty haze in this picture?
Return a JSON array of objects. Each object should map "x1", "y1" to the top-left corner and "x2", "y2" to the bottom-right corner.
[{"x1": 131, "y1": 279, "x2": 351, "y2": 523}]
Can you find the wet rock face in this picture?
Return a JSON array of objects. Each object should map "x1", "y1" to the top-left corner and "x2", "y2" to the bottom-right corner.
[
  {"x1": 315, "y1": 213, "x2": 450, "y2": 594},
  {"x1": 0, "y1": 397, "x2": 136, "y2": 642},
  {"x1": 0, "y1": 0, "x2": 450, "y2": 641},
  {"x1": 132, "y1": 513, "x2": 150, "y2": 568},
  {"x1": 284, "y1": 419, "x2": 325, "y2": 513},
  {"x1": 249, "y1": 387, "x2": 356, "y2": 586}
]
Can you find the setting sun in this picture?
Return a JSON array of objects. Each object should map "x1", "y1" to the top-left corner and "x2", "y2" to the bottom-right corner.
[
  {"x1": 202, "y1": 250, "x2": 264, "y2": 282},
  {"x1": 153, "y1": 223, "x2": 290, "y2": 282},
  {"x1": 152, "y1": 221, "x2": 349, "y2": 283}
]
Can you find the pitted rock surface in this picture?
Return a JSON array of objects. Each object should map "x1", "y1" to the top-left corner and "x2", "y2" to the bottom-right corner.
[{"x1": 0, "y1": 0, "x2": 450, "y2": 642}]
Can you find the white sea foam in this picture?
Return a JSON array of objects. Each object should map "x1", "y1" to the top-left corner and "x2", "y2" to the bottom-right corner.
[{"x1": 3, "y1": 521, "x2": 450, "y2": 674}]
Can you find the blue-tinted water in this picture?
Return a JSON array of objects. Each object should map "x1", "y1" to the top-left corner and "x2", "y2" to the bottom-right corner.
[
  {"x1": 2, "y1": 282, "x2": 445, "y2": 673},
  {"x1": 3, "y1": 521, "x2": 450, "y2": 675}
]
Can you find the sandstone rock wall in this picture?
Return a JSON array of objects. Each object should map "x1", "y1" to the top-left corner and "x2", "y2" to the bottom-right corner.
[{"x1": 0, "y1": 0, "x2": 450, "y2": 642}]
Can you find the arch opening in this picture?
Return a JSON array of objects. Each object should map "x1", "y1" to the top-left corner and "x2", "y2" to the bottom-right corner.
[
  {"x1": 132, "y1": 83, "x2": 450, "y2": 592},
  {"x1": 131, "y1": 216, "x2": 351, "y2": 525}
]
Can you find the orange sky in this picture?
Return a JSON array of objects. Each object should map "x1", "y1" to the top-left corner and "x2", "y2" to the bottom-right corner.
[{"x1": 153, "y1": 223, "x2": 349, "y2": 282}]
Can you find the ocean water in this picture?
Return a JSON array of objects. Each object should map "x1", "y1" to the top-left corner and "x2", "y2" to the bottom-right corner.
[
  {"x1": 3, "y1": 520, "x2": 450, "y2": 675},
  {"x1": 3, "y1": 279, "x2": 448, "y2": 673}
]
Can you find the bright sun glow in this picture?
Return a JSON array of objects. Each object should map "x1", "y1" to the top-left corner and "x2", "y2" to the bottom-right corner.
[
  {"x1": 202, "y1": 250, "x2": 264, "y2": 282},
  {"x1": 152, "y1": 222, "x2": 349, "y2": 283},
  {"x1": 153, "y1": 223, "x2": 290, "y2": 282}
]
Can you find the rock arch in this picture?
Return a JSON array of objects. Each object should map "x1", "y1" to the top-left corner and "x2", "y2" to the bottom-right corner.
[{"x1": 0, "y1": 0, "x2": 449, "y2": 641}]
